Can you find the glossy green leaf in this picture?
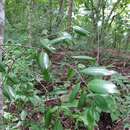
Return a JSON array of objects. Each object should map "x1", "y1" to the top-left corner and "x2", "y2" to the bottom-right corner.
[
  {"x1": 72, "y1": 55, "x2": 95, "y2": 61},
  {"x1": 81, "y1": 67, "x2": 117, "y2": 76},
  {"x1": 49, "y1": 37, "x2": 65, "y2": 45},
  {"x1": 69, "y1": 83, "x2": 80, "y2": 102},
  {"x1": 73, "y1": 26, "x2": 89, "y2": 36},
  {"x1": 88, "y1": 79, "x2": 118, "y2": 94},
  {"x1": 20, "y1": 110, "x2": 27, "y2": 121},
  {"x1": 8, "y1": 86, "x2": 16, "y2": 99},
  {"x1": 39, "y1": 51, "x2": 50, "y2": 70},
  {"x1": 49, "y1": 36, "x2": 71, "y2": 45},
  {"x1": 62, "y1": 32, "x2": 72, "y2": 40}
]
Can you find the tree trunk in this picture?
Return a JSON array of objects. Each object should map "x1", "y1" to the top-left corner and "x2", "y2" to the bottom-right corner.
[
  {"x1": 67, "y1": 0, "x2": 73, "y2": 33},
  {"x1": 55, "y1": 0, "x2": 64, "y2": 31},
  {"x1": 0, "y1": 0, "x2": 5, "y2": 116},
  {"x1": 28, "y1": 0, "x2": 33, "y2": 47},
  {"x1": 48, "y1": 0, "x2": 52, "y2": 35}
]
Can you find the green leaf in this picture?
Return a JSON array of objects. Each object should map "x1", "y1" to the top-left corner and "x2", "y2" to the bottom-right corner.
[
  {"x1": 94, "y1": 95, "x2": 109, "y2": 111},
  {"x1": 30, "y1": 124, "x2": 42, "y2": 130},
  {"x1": 49, "y1": 37, "x2": 66, "y2": 45},
  {"x1": 63, "y1": 100, "x2": 78, "y2": 108},
  {"x1": 40, "y1": 39, "x2": 56, "y2": 53},
  {"x1": 72, "y1": 55, "x2": 95, "y2": 61},
  {"x1": 7, "y1": 74, "x2": 19, "y2": 84},
  {"x1": 42, "y1": 69, "x2": 51, "y2": 81},
  {"x1": 73, "y1": 26, "x2": 89, "y2": 36},
  {"x1": 78, "y1": 91, "x2": 86, "y2": 108},
  {"x1": 49, "y1": 32, "x2": 72, "y2": 45},
  {"x1": 105, "y1": 96, "x2": 116, "y2": 109},
  {"x1": 69, "y1": 83, "x2": 80, "y2": 102},
  {"x1": 80, "y1": 108, "x2": 95, "y2": 130},
  {"x1": 0, "y1": 62, "x2": 6, "y2": 73},
  {"x1": 45, "y1": 109, "x2": 52, "y2": 128},
  {"x1": 12, "y1": 121, "x2": 23, "y2": 129},
  {"x1": 86, "y1": 109, "x2": 95, "y2": 129},
  {"x1": 4, "y1": 86, "x2": 16, "y2": 100},
  {"x1": 39, "y1": 51, "x2": 50, "y2": 70},
  {"x1": 62, "y1": 32, "x2": 72, "y2": 40},
  {"x1": 29, "y1": 95, "x2": 41, "y2": 106},
  {"x1": 20, "y1": 110, "x2": 27, "y2": 121},
  {"x1": 8, "y1": 86, "x2": 16, "y2": 99},
  {"x1": 88, "y1": 79, "x2": 118, "y2": 94},
  {"x1": 124, "y1": 123, "x2": 130, "y2": 129},
  {"x1": 78, "y1": 63, "x2": 86, "y2": 69},
  {"x1": 67, "y1": 68, "x2": 75, "y2": 80},
  {"x1": 53, "y1": 120, "x2": 63, "y2": 130},
  {"x1": 81, "y1": 67, "x2": 117, "y2": 77}
]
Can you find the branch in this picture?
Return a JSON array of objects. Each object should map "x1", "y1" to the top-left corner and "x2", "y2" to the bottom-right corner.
[
  {"x1": 108, "y1": 4, "x2": 127, "y2": 28},
  {"x1": 105, "y1": 0, "x2": 122, "y2": 25}
]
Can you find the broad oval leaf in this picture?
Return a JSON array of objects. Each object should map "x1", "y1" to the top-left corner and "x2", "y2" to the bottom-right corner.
[
  {"x1": 39, "y1": 51, "x2": 50, "y2": 70},
  {"x1": 88, "y1": 79, "x2": 118, "y2": 94},
  {"x1": 80, "y1": 67, "x2": 117, "y2": 76},
  {"x1": 73, "y1": 26, "x2": 89, "y2": 36}
]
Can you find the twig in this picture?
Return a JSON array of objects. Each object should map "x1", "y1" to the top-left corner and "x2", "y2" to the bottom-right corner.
[{"x1": 105, "y1": 0, "x2": 121, "y2": 25}]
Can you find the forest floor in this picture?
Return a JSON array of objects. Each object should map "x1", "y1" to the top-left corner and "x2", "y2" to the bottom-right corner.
[
  {"x1": 53, "y1": 48, "x2": 130, "y2": 130},
  {"x1": 44, "y1": 49, "x2": 130, "y2": 130},
  {"x1": 11, "y1": 48, "x2": 130, "y2": 130}
]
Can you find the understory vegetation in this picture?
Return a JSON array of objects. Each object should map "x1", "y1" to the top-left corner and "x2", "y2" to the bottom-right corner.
[{"x1": 1, "y1": 0, "x2": 130, "y2": 130}]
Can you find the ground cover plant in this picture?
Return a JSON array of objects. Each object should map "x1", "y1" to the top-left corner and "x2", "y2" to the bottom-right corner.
[{"x1": 0, "y1": 0, "x2": 130, "y2": 130}]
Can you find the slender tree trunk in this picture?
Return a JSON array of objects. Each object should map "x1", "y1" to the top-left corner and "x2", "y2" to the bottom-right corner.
[
  {"x1": 0, "y1": 0, "x2": 5, "y2": 116},
  {"x1": 55, "y1": 0, "x2": 64, "y2": 31},
  {"x1": 48, "y1": 0, "x2": 52, "y2": 35},
  {"x1": 67, "y1": 0, "x2": 73, "y2": 32},
  {"x1": 28, "y1": 0, "x2": 33, "y2": 47}
]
